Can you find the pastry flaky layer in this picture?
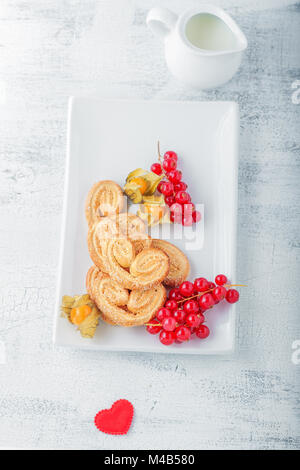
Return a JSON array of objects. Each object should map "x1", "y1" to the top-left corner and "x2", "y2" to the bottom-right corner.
[
  {"x1": 151, "y1": 239, "x2": 190, "y2": 287},
  {"x1": 85, "y1": 180, "x2": 124, "y2": 226},
  {"x1": 86, "y1": 266, "x2": 167, "y2": 327}
]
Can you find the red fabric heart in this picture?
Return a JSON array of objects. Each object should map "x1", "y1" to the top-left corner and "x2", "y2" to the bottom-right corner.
[{"x1": 94, "y1": 399, "x2": 134, "y2": 435}]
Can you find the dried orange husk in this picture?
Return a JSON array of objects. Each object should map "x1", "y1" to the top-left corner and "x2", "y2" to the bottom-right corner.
[
  {"x1": 137, "y1": 203, "x2": 166, "y2": 226},
  {"x1": 123, "y1": 182, "x2": 143, "y2": 203},
  {"x1": 126, "y1": 168, "x2": 145, "y2": 183},
  {"x1": 70, "y1": 304, "x2": 92, "y2": 325},
  {"x1": 125, "y1": 168, "x2": 164, "y2": 200},
  {"x1": 143, "y1": 172, "x2": 164, "y2": 195},
  {"x1": 144, "y1": 204, "x2": 165, "y2": 219},
  {"x1": 61, "y1": 294, "x2": 100, "y2": 338},
  {"x1": 78, "y1": 306, "x2": 101, "y2": 338},
  {"x1": 142, "y1": 195, "x2": 164, "y2": 205},
  {"x1": 130, "y1": 176, "x2": 150, "y2": 195},
  {"x1": 160, "y1": 211, "x2": 171, "y2": 224}
]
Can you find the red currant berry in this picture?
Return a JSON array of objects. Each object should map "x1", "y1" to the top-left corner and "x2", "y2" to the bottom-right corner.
[
  {"x1": 162, "y1": 316, "x2": 177, "y2": 332},
  {"x1": 183, "y1": 299, "x2": 199, "y2": 315},
  {"x1": 199, "y1": 293, "x2": 214, "y2": 310},
  {"x1": 164, "y1": 151, "x2": 178, "y2": 162},
  {"x1": 195, "y1": 324, "x2": 210, "y2": 339},
  {"x1": 150, "y1": 163, "x2": 162, "y2": 175},
  {"x1": 215, "y1": 274, "x2": 228, "y2": 286},
  {"x1": 226, "y1": 289, "x2": 239, "y2": 303},
  {"x1": 159, "y1": 330, "x2": 175, "y2": 345},
  {"x1": 182, "y1": 203, "x2": 194, "y2": 216},
  {"x1": 175, "y1": 191, "x2": 190, "y2": 204},
  {"x1": 186, "y1": 313, "x2": 201, "y2": 328},
  {"x1": 212, "y1": 286, "x2": 227, "y2": 302},
  {"x1": 157, "y1": 181, "x2": 164, "y2": 193},
  {"x1": 182, "y1": 214, "x2": 193, "y2": 226},
  {"x1": 194, "y1": 277, "x2": 209, "y2": 293},
  {"x1": 174, "y1": 181, "x2": 187, "y2": 192},
  {"x1": 163, "y1": 158, "x2": 177, "y2": 172},
  {"x1": 168, "y1": 288, "x2": 183, "y2": 301},
  {"x1": 165, "y1": 195, "x2": 175, "y2": 207},
  {"x1": 170, "y1": 202, "x2": 182, "y2": 223},
  {"x1": 208, "y1": 282, "x2": 216, "y2": 289},
  {"x1": 167, "y1": 169, "x2": 182, "y2": 184},
  {"x1": 170, "y1": 212, "x2": 176, "y2": 223},
  {"x1": 175, "y1": 326, "x2": 191, "y2": 342},
  {"x1": 156, "y1": 307, "x2": 172, "y2": 322},
  {"x1": 192, "y1": 210, "x2": 201, "y2": 223},
  {"x1": 179, "y1": 281, "x2": 194, "y2": 297},
  {"x1": 165, "y1": 299, "x2": 177, "y2": 311},
  {"x1": 173, "y1": 309, "x2": 186, "y2": 324},
  {"x1": 170, "y1": 202, "x2": 182, "y2": 213},
  {"x1": 160, "y1": 181, "x2": 174, "y2": 196},
  {"x1": 198, "y1": 313, "x2": 205, "y2": 324},
  {"x1": 146, "y1": 320, "x2": 162, "y2": 335}
]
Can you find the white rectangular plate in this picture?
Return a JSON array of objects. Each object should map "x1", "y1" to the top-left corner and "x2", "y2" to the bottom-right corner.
[{"x1": 54, "y1": 98, "x2": 239, "y2": 354}]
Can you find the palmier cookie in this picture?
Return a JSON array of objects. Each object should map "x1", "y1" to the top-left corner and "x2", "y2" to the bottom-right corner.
[
  {"x1": 87, "y1": 266, "x2": 167, "y2": 327},
  {"x1": 86, "y1": 266, "x2": 117, "y2": 325},
  {"x1": 109, "y1": 213, "x2": 152, "y2": 252},
  {"x1": 87, "y1": 219, "x2": 116, "y2": 273},
  {"x1": 151, "y1": 239, "x2": 190, "y2": 287},
  {"x1": 87, "y1": 214, "x2": 152, "y2": 272},
  {"x1": 85, "y1": 180, "x2": 124, "y2": 226},
  {"x1": 106, "y1": 239, "x2": 169, "y2": 291}
]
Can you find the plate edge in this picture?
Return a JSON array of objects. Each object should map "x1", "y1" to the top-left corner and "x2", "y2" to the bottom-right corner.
[{"x1": 53, "y1": 97, "x2": 74, "y2": 345}]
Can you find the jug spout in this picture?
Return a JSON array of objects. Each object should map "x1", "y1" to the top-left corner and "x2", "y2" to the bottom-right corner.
[{"x1": 220, "y1": 11, "x2": 248, "y2": 54}]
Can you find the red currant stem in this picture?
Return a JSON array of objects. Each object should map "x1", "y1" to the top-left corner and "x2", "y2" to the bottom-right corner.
[
  {"x1": 176, "y1": 283, "x2": 246, "y2": 304},
  {"x1": 176, "y1": 288, "x2": 213, "y2": 303},
  {"x1": 157, "y1": 141, "x2": 168, "y2": 180},
  {"x1": 224, "y1": 284, "x2": 247, "y2": 288},
  {"x1": 157, "y1": 141, "x2": 162, "y2": 161}
]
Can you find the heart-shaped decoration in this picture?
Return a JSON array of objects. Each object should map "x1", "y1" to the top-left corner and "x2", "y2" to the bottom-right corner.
[{"x1": 94, "y1": 399, "x2": 134, "y2": 435}]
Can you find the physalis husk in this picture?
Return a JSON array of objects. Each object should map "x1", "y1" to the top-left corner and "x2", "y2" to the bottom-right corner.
[
  {"x1": 137, "y1": 202, "x2": 168, "y2": 226},
  {"x1": 124, "y1": 168, "x2": 163, "y2": 204},
  {"x1": 61, "y1": 294, "x2": 101, "y2": 339}
]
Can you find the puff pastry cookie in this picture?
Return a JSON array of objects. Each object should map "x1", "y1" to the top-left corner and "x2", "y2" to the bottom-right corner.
[
  {"x1": 86, "y1": 266, "x2": 167, "y2": 327},
  {"x1": 106, "y1": 239, "x2": 169, "y2": 290},
  {"x1": 85, "y1": 180, "x2": 124, "y2": 225},
  {"x1": 87, "y1": 213, "x2": 152, "y2": 272},
  {"x1": 151, "y1": 239, "x2": 190, "y2": 287}
]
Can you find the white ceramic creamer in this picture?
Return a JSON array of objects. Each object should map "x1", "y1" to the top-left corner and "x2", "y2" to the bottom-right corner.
[{"x1": 146, "y1": 4, "x2": 247, "y2": 89}]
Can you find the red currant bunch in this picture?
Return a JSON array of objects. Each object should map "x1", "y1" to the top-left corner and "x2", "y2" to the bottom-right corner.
[
  {"x1": 145, "y1": 274, "x2": 242, "y2": 346},
  {"x1": 150, "y1": 146, "x2": 201, "y2": 226}
]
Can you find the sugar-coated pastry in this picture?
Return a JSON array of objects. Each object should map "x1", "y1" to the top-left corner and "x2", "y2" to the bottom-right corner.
[
  {"x1": 86, "y1": 265, "x2": 167, "y2": 326},
  {"x1": 106, "y1": 240, "x2": 170, "y2": 290},
  {"x1": 109, "y1": 213, "x2": 152, "y2": 252},
  {"x1": 85, "y1": 180, "x2": 124, "y2": 225},
  {"x1": 87, "y1": 213, "x2": 152, "y2": 272},
  {"x1": 151, "y1": 239, "x2": 190, "y2": 287}
]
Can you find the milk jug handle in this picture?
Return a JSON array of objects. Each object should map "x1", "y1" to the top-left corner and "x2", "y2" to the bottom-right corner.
[{"x1": 146, "y1": 7, "x2": 177, "y2": 38}]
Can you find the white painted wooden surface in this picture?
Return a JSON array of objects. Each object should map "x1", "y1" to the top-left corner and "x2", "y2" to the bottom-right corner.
[{"x1": 0, "y1": 0, "x2": 299, "y2": 450}]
